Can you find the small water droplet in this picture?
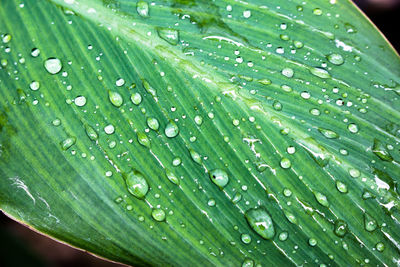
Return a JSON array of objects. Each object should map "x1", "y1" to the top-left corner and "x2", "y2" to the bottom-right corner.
[
  {"x1": 279, "y1": 231, "x2": 288, "y2": 241},
  {"x1": 334, "y1": 220, "x2": 348, "y2": 237},
  {"x1": 189, "y1": 149, "x2": 202, "y2": 165},
  {"x1": 2, "y1": 33, "x2": 12, "y2": 43},
  {"x1": 243, "y1": 10, "x2": 251, "y2": 18},
  {"x1": 44, "y1": 58, "x2": 62, "y2": 74},
  {"x1": 309, "y1": 67, "x2": 331, "y2": 79},
  {"x1": 131, "y1": 93, "x2": 142, "y2": 105},
  {"x1": 104, "y1": 124, "x2": 115, "y2": 135},
  {"x1": 165, "y1": 121, "x2": 179, "y2": 138},
  {"x1": 61, "y1": 137, "x2": 76, "y2": 150},
  {"x1": 31, "y1": 48, "x2": 40, "y2": 57},
  {"x1": 327, "y1": 53, "x2": 344, "y2": 65},
  {"x1": 136, "y1": 1, "x2": 149, "y2": 17},
  {"x1": 375, "y1": 242, "x2": 385, "y2": 252},
  {"x1": 152, "y1": 208, "x2": 166, "y2": 221},
  {"x1": 314, "y1": 191, "x2": 329, "y2": 207},
  {"x1": 29, "y1": 81, "x2": 40, "y2": 91},
  {"x1": 109, "y1": 90, "x2": 123, "y2": 107},
  {"x1": 194, "y1": 115, "x2": 203, "y2": 126},
  {"x1": 364, "y1": 213, "x2": 377, "y2": 232},
  {"x1": 232, "y1": 192, "x2": 242, "y2": 204},
  {"x1": 280, "y1": 158, "x2": 291, "y2": 169},
  {"x1": 209, "y1": 169, "x2": 229, "y2": 189},
  {"x1": 147, "y1": 117, "x2": 160, "y2": 131},
  {"x1": 124, "y1": 169, "x2": 149, "y2": 199},
  {"x1": 241, "y1": 233, "x2": 252, "y2": 244},
  {"x1": 115, "y1": 78, "x2": 125, "y2": 87},
  {"x1": 172, "y1": 157, "x2": 182, "y2": 166},
  {"x1": 242, "y1": 258, "x2": 254, "y2": 267},
  {"x1": 157, "y1": 27, "x2": 179, "y2": 45},
  {"x1": 137, "y1": 132, "x2": 151, "y2": 148},
  {"x1": 74, "y1": 95, "x2": 87, "y2": 107},
  {"x1": 308, "y1": 238, "x2": 318, "y2": 246},
  {"x1": 207, "y1": 198, "x2": 216, "y2": 207},
  {"x1": 245, "y1": 207, "x2": 275, "y2": 239},
  {"x1": 282, "y1": 68, "x2": 294, "y2": 78},
  {"x1": 85, "y1": 125, "x2": 98, "y2": 141},
  {"x1": 318, "y1": 128, "x2": 339, "y2": 139},
  {"x1": 165, "y1": 169, "x2": 180, "y2": 185},
  {"x1": 336, "y1": 181, "x2": 348, "y2": 193},
  {"x1": 347, "y1": 123, "x2": 358, "y2": 133}
]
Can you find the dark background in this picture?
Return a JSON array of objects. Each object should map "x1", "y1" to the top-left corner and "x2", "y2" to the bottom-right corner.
[{"x1": 1, "y1": 1, "x2": 399, "y2": 266}]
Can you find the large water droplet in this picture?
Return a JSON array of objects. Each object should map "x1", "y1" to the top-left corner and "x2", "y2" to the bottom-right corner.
[
  {"x1": 245, "y1": 207, "x2": 275, "y2": 239},
  {"x1": 327, "y1": 53, "x2": 344, "y2": 65},
  {"x1": 157, "y1": 27, "x2": 179, "y2": 45},
  {"x1": 209, "y1": 169, "x2": 229, "y2": 189},
  {"x1": 109, "y1": 90, "x2": 123, "y2": 107},
  {"x1": 44, "y1": 58, "x2": 62, "y2": 74},
  {"x1": 314, "y1": 191, "x2": 329, "y2": 207},
  {"x1": 309, "y1": 67, "x2": 331, "y2": 79},
  {"x1": 124, "y1": 169, "x2": 149, "y2": 199},
  {"x1": 372, "y1": 138, "x2": 393, "y2": 161},
  {"x1": 165, "y1": 169, "x2": 180, "y2": 185},
  {"x1": 165, "y1": 121, "x2": 179, "y2": 138},
  {"x1": 152, "y1": 208, "x2": 166, "y2": 221},
  {"x1": 131, "y1": 93, "x2": 142, "y2": 105},
  {"x1": 147, "y1": 117, "x2": 159, "y2": 131},
  {"x1": 364, "y1": 213, "x2": 377, "y2": 232},
  {"x1": 136, "y1": 1, "x2": 149, "y2": 17}
]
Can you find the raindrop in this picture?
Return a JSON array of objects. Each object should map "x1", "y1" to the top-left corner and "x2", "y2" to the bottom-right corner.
[
  {"x1": 318, "y1": 128, "x2": 339, "y2": 139},
  {"x1": 347, "y1": 123, "x2": 358, "y2": 133},
  {"x1": 157, "y1": 27, "x2": 179, "y2": 45},
  {"x1": 109, "y1": 91, "x2": 123, "y2": 107},
  {"x1": 327, "y1": 53, "x2": 344, "y2": 65},
  {"x1": 131, "y1": 93, "x2": 142, "y2": 105},
  {"x1": 147, "y1": 117, "x2": 160, "y2": 131},
  {"x1": 152, "y1": 208, "x2": 166, "y2": 221},
  {"x1": 209, "y1": 169, "x2": 229, "y2": 189},
  {"x1": 137, "y1": 132, "x2": 151, "y2": 148},
  {"x1": 334, "y1": 220, "x2": 348, "y2": 237},
  {"x1": 104, "y1": 124, "x2": 115, "y2": 135},
  {"x1": 189, "y1": 149, "x2": 202, "y2": 165},
  {"x1": 372, "y1": 139, "x2": 393, "y2": 161},
  {"x1": 336, "y1": 181, "x2": 348, "y2": 193},
  {"x1": 194, "y1": 115, "x2": 203, "y2": 126},
  {"x1": 60, "y1": 137, "x2": 76, "y2": 150},
  {"x1": 241, "y1": 233, "x2": 252, "y2": 244},
  {"x1": 309, "y1": 67, "x2": 330, "y2": 79},
  {"x1": 165, "y1": 169, "x2": 180, "y2": 185},
  {"x1": 280, "y1": 158, "x2": 291, "y2": 169},
  {"x1": 115, "y1": 78, "x2": 125, "y2": 87},
  {"x1": 172, "y1": 157, "x2": 182, "y2": 166},
  {"x1": 44, "y1": 58, "x2": 62, "y2": 74},
  {"x1": 364, "y1": 213, "x2": 377, "y2": 232},
  {"x1": 136, "y1": 1, "x2": 149, "y2": 17},
  {"x1": 74, "y1": 95, "x2": 87, "y2": 107},
  {"x1": 31, "y1": 48, "x2": 40, "y2": 57},
  {"x1": 29, "y1": 81, "x2": 40, "y2": 91},
  {"x1": 314, "y1": 191, "x2": 329, "y2": 207},
  {"x1": 124, "y1": 169, "x2": 149, "y2": 199},
  {"x1": 279, "y1": 231, "x2": 288, "y2": 241},
  {"x1": 165, "y1": 121, "x2": 179, "y2": 138},
  {"x1": 245, "y1": 207, "x2": 275, "y2": 239},
  {"x1": 85, "y1": 125, "x2": 98, "y2": 141}
]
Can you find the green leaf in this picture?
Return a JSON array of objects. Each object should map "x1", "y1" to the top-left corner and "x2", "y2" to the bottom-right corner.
[{"x1": 1, "y1": 0, "x2": 400, "y2": 266}]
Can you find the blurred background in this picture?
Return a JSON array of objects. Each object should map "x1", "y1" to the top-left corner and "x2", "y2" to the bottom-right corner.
[{"x1": 1, "y1": 0, "x2": 399, "y2": 266}]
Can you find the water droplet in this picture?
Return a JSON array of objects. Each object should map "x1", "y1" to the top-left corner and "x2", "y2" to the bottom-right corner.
[
  {"x1": 109, "y1": 91, "x2": 123, "y2": 107},
  {"x1": 283, "y1": 188, "x2": 292, "y2": 197},
  {"x1": 284, "y1": 210, "x2": 298, "y2": 224},
  {"x1": 347, "y1": 123, "x2": 358, "y2": 133},
  {"x1": 375, "y1": 242, "x2": 385, "y2": 252},
  {"x1": 194, "y1": 115, "x2": 203, "y2": 126},
  {"x1": 147, "y1": 117, "x2": 160, "y2": 131},
  {"x1": 29, "y1": 81, "x2": 40, "y2": 91},
  {"x1": 318, "y1": 128, "x2": 339, "y2": 139},
  {"x1": 189, "y1": 149, "x2": 202, "y2": 165},
  {"x1": 172, "y1": 157, "x2": 182, "y2": 166},
  {"x1": 209, "y1": 169, "x2": 229, "y2": 189},
  {"x1": 242, "y1": 258, "x2": 254, "y2": 267},
  {"x1": 245, "y1": 207, "x2": 275, "y2": 239},
  {"x1": 52, "y1": 118, "x2": 61, "y2": 126},
  {"x1": 344, "y1": 23, "x2": 357, "y2": 34},
  {"x1": 275, "y1": 233, "x2": 287, "y2": 245},
  {"x1": 313, "y1": 8, "x2": 322, "y2": 15},
  {"x1": 232, "y1": 192, "x2": 242, "y2": 204},
  {"x1": 104, "y1": 124, "x2": 115, "y2": 135},
  {"x1": 157, "y1": 27, "x2": 179, "y2": 45},
  {"x1": 362, "y1": 189, "x2": 375, "y2": 200},
  {"x1": 310, "y1": 108, "x2": 320, "y2": 116},
  {"x1": 273, "y1": 100, "x2": 282, "y2": 111},
  {"x1": 136, "y1": 1, "x2": 149, "y2": 17},
  {"x1": 165, "y1": 169, "x2": 180, "y2": 185},
  {"x1": 258, "y1": 78, "x2": 271, "y2": 85},
  {"x1": 2, "y1": 33, "x2": 12, "y2": 43},
  {"x1": 327, "y1": 53, "x2": 344, "y2": 65},
  {"x1": 241, "y1": 233, "x2": 252, "y2": 244},
  {"x1": 130, "y1": 93, "x2": 142, "y2": 105},
  {"x1": 31, "y1": 48, "x2": 40, "y2": 57},
  {"x1": 243, "y1": 10, "x2": 251, "y2": 18},
  {"x1": 364, "y1": 213, "x2": 377, "y2": 232},
  {"x1": 60, "y1": 137, "x2": 76, "y2": 150},
  {"x1": 282, "y1": 68, "x2": 294, "y2": 78},
  {"x1": 308, "y1": 238, "x2": 318, "y2": 246},
  {"x1": 314, "y1": 191, "x2": 329, "y2": 207},
  {"x1": 74, "y1": 95, "x2": 87, "y2": 107},
  {"x1": 152, "y1": 208, "x2": 166, "y2": 221},
  {"x1": 124, "y1": 169, "x2": 149, "y2": 199},
  {"x1": 207, "y1": 198, "x2": 216, "y2": 207},
  {"x1": 165, "y1": 121, "x2": 179, "y2": 138},
  {"x1": 137, "y1": 132, "x2": 151, "y2": 148},
  {"x1": 85, "y1": 125, "x2": 98, "y2": 141},
  {"x1": 372, "y1": 139, "x2": 393, "y2": 161},
  {"x1": 115, "y1": 78, "x2": 125, "y2": 87},
  {"x1": 280, "y1": 158, "x2": 291, "y2": 169},
  {"x1": 44, "y1": 58, "x2": 62, "y2": 74},
  {"x1": 309, "y1": 67, "x2": 331, "y2": 79},
  {"x1": 334, "y1": 220, "x2": 348, "y2": 237},
  {"x1": 336, "y1": 181, "x2": 348, "y2": 193}
]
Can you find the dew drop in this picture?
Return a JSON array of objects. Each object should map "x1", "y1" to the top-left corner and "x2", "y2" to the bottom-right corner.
[
  {"x1": 165, "y1": 169, "x2": 180, "y2": 185},
  {"x1": 241, "y1": 233, "x2": 252, "y2": 244},
  {"x1": 309, "y1": 67, "x2": 331, "y2": 79},
  {"x1": 314, "y1": 191, "x2": 329, "y2": 207},
  {"x1": 165, "y1": 121, "x2": 179, "y2": 138},
  {"x1": 189, "y1": 149, "x2": 202, "y2": 165},
  {"x1": 60, "y1": 137, "x2": 76, "y2": 150},
  {"x1": 336, "y1": 181, "x2": 348, "y2": 193},
  {"x1": 279, "y1": 231, "x2": 288, "y2": 241},
  {"x1": 74, "y1": 95, "x2": 87, "y2": 107},
  {"x1": 207, "y1": 198, "x2": 216, "y2": 207},
  {"x1": 109, "y1": 91, "x2": 123, "y2": 107},
  {"x1": 157, "y1": 27, "x2": 179, "y2": 45},
  {"x1": 334, "y1": 220, "x2": 348, "y2": 237},
  {"x1": 104, "y1": 124, "x2": 115, "y2": 135},
  {"x1": 364, "y1": 213, "x2": 377, "y2": 232},
  {"x1": 280, "y1": 158, "x2": 291, "y2": 169},
  {"x1": 147, "y1": 117, "x2": 160, "y2": 131},
  {"x1": 2, "y1": 33, "x2": 12, "y2": 43},
  {"x1": 85, "y1": 125, "x2": 98, "y2": 141},
  {"x1": 376, "y1": 242, "x2": 385, "y2": 252},
  {"x1": 115, "y1": 78, "x2": 125, "y2": 87},
  {"x1": 137, "y1": 132, "x2": 151, "y2": 148},
  {"x1": 172, "y1": 157, "x2": 182, "y2": 166},
  {"x1": 318, "y1": 128, "x2": 339, "y2": 139},
  {"x1": 44, "y1": 58, "x2": 62, "y2": 74},
  {"x1": 372, "y1": 138, "x2": 393, "y2": 161},
  {"x1": 209, "y1": 169, "x2": 229, "y2": 189},
  {"x1": 131, "y1": 93, "x2": 142, "y2": 105},
  {"x1": 152, "y1": 208, "x2": 166, "y2": 221},
  {"x1": 136, "y1": 1, "x2": 149, "y2": 17},
  {"x1": 347, "y1": 123, "x2": 358, "y2": 133},
  {"x1": 31, "y1": 48, "x2": 40, "y2": 57},
  {"x1": 124, "y1": 169, "x2": 149, "y2": 199},
  {"x1": 308, "y1": 238, "x2": 318, "y2": 246},
  {"x1": 327, "y1": 53, "x2": 344, "y2": 65},
  {"x1": 194, "y1": 115, "x2": 203, "y2": 126},
  {"x1": 29, "y1": 81, "x2": 40, "y2": 91},
  {"x1": 242, "y1": 258, "x2": 254, "y2": 267},
  {"x1": 282, "y1": 68, "x2": 294, "y2": 78},
  {"x1": 245, "y1": 207, "x2": 275, "y2": 239}
]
